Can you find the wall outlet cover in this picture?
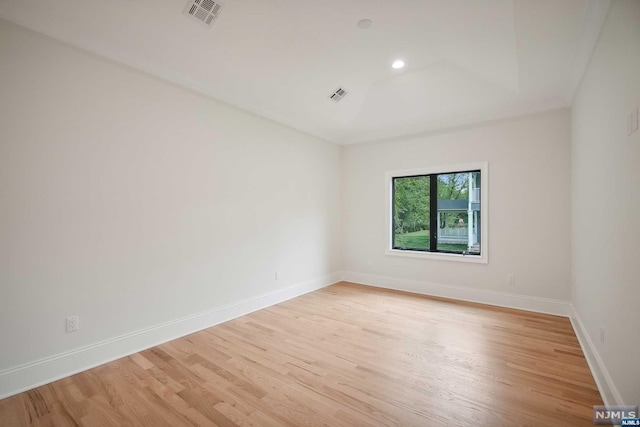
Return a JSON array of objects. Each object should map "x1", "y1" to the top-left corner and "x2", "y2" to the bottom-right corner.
[{"x1": 66, "y1": 315, "x2": 79, "y2": 333}]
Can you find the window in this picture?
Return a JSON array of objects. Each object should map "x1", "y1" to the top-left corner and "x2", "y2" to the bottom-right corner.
[{"x1": 386, "y1": 163, "x2": 488, "y2": 263}]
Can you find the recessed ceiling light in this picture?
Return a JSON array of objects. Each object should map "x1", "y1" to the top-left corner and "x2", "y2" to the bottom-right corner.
[
  {"x1": 392, "y1": 60, "x2": 405, "y2": 69},
  {"x1": 357, "y1": 19, "x2": 372, "y2": 29}
]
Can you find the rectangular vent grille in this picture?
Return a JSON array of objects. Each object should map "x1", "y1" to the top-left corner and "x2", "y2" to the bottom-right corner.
[
  {"x1": 329, "y1": 87, "x2": 347, "y2": 102},
  {"x1": 184, "y1": 0, "x2": 221, "y2": 27}
]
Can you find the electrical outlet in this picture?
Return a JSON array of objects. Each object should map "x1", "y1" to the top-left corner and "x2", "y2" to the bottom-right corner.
[
  {"x1": 629, "y1": 107, "x2": 639, "y2": 136},
  {"x1": 600, "y1": 327, "x2": 605, "y2": 343},
  {"x1": 66, "y1": 315, "x2": 79, "y2": 333},
  {"x1": 275, "y1": 271, "x2": 280, "y2": 280},
  {"x1": 507, "y1": 274, "x2": 515, "y2": 285}
]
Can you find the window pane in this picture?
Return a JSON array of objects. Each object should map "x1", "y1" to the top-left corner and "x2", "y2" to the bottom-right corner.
[
  {"x1": 436, "y1": 171, "x2": 480, "y2": 254},
  {"x1": 393, "y1": 176, "x2": 430, "y2": 250}
]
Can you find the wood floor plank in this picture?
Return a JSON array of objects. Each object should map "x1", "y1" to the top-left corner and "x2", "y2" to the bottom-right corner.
[{"x1": 0, "y1": 282, "x2": 603, "y2": 426}]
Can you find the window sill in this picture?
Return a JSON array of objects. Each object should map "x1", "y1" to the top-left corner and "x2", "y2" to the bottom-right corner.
[{"x1": 385, "y1": 248, "x2": 487, "y2": 264}]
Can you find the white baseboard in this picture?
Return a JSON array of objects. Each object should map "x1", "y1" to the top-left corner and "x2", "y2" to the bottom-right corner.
[
  {"x1": 342, "y1": 271, "x2": 572, "y2": 317},
  {"x1": 569, "y1": 307, "x2": 623, "y2": 407},
  {"x1": 0, "y1": 272, "x2": 342, "y2": 400}
]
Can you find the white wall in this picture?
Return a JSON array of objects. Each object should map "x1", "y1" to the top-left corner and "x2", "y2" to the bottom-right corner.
[
  {"x1": 571, "y1": 0, "x2": 640, "y2": 406},
  {"x1": 342, "y1": 109, "x2": 572, "y2": 305},
  {"x1": 0, "y1": 20, "x2": 341, "y2": 376}
]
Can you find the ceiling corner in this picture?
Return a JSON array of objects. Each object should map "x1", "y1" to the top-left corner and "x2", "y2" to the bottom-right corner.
[{"x1": 563, "y1": 0, "x2": 612, "y2": 104}]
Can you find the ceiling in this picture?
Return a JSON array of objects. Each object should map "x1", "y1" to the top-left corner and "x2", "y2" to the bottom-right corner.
[{"x1": 0, "y1": 0, "x2": 610, "y2": 144}]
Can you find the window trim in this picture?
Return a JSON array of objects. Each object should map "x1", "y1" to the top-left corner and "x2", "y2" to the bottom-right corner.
[{"x1": 385, "y1": 162, "x2": 489, "y2": 264}]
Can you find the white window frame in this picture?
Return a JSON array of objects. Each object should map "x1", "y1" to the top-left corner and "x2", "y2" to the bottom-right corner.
[{"x1": 385, "y1": 162, "x2": 488, "y2": 264}]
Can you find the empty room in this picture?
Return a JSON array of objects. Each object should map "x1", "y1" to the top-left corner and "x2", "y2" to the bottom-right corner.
[{"x1": 1, "y1": 0, "x2": 639, "y2": 426}]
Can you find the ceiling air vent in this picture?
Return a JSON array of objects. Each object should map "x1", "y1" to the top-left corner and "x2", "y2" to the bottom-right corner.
[
  {"x1": 184, "y1": 0, "x2": 222, "y2": 27},
  {"x1": 329, "y1": 87, "x2": 347, "y2": 102}
]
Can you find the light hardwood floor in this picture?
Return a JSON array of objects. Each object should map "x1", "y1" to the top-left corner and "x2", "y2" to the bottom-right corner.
[{"x1": 0, "y1": 282, "x2": 602, "y2": 426}]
